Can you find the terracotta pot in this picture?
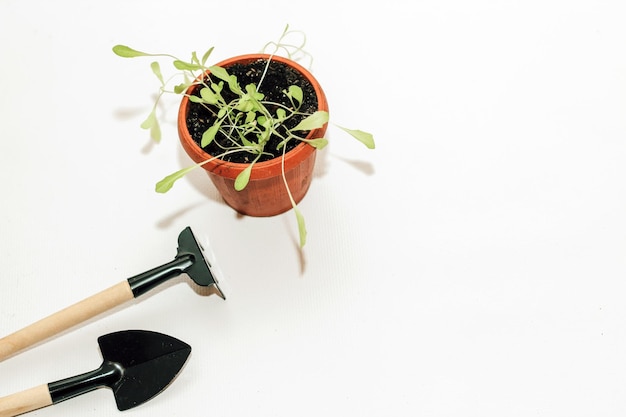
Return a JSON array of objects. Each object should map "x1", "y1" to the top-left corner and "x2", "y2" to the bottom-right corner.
[{"x1": 178, "y1": 54, "x2": 329, "y2": 217}]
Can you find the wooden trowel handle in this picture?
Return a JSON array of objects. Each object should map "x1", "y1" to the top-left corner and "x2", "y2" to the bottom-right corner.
[
  {"x1": 0, "y1": 281, "x2": 134, "y2": 362},
  {"x1": 0, "y1": 384, "x2": 52, "y2": 417}
]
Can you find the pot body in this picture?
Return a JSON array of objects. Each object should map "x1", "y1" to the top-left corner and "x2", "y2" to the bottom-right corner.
[{"x1": 178, "y1": 54, "x2": 329, "y2": 217}]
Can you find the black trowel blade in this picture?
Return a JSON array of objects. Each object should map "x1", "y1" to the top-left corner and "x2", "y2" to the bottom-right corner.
[{"x1": 97, "y1": 330, "x2": 191, "y2": 411}]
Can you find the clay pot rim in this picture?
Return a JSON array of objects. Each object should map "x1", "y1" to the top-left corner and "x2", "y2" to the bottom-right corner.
[{"x1": 178, "y1": 53, "x2": 329, "y2": 180}]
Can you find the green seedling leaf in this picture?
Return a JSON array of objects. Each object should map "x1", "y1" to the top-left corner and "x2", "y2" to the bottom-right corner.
[
  {"x1": 337, "y1": 126, "x2": 376, "y2": 149},
  {"x1": 140, "y1": 111, "x2": 161, "y2": 142},
  {"x1": 235, "y1": 85, "x2": 263, "y2": 113},
  {"x1": 245, "y1": 84, "x2": 264, "y2": 101},
  {"x1": 257, "y1": 126, "x2": 271, "y2": 144},
  {"x1": 208, "y1": 65, "x2": 230, "y2": 82},
  {"x1": 200, "y1": 87, "x2": 219, "y2": 104},
  {"x1": 276, "y1": 138, "x2": 287, "y2": 150},
  {"x1": 260, "y1": 116, "x2": 273, "y2": 129},
  {"x1": 150, "y1": 61, "x2": 164, "y2": 85},
  {"x1": 292, "y1": 111, "x2": 329, "y2": 131},
  {"x1": 209, "y1": 66, "x2": 242, "y2": 95},
  {"x1": 150, "y1": 121, "x2": 162, "y2": 143},
  {"x1": 201, "y1": 47, "x2": 214, "y2": 65},
  {"x1": 246, "y1": 112, "x2": 257, "y2": 124},
  {"x1": 295, "y1": 206, "x2": 307, "y2": 247},
  {"x1": 228, "y1": 77, "x2": 243, "y2": 95},
  {"x1": 155, "y1": 164, "x2": 200, "y2": 193},
  {"x1": 235, "y1": 165, "x2": 252, "y2": 191},
  {"x1": 173, "y1": 60, "x2": 203, "y2": 71},
  {"x1": 306, "y1": 138, "x2": 329, "y2": 149},
  {"x1": 174, "y1": 82, "x2": 189, "y2": 94},
  {"x1": 240, "y1": 136, "x2": 255, "y2": 148},
  {"x1": 236, "y1": 97, "x2": 254, "y2": 112},
  {"x1": 286, "y1": 85, "x2": 303, "y2": 105},
  {"x1": 140, "y1": 110, "x2": 156, "y2": 130},
  {"x1": 201, "y1": 122, "x2": 221, "y2": 147},
  {"x1": 211, "y1": 81, "x2": 223, "y2": 94},
  {"x1": 112, "y1": 45, "x2": 151, "y2": 58},
  {"x1": 191, "y1": 51, "x2": 200, "y2": 66},
  {"x1": 183, "y1": 71, "x2": 194, "y2": 85}
]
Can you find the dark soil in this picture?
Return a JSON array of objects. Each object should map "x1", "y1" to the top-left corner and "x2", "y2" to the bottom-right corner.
[{"x1": 186, "y1": 58, "x2": 319, "y2": 163}]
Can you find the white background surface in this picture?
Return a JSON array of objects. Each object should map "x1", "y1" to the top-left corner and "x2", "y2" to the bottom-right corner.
[{"x1": 1, "y1": 1, "x2": 625, "y2": 416}]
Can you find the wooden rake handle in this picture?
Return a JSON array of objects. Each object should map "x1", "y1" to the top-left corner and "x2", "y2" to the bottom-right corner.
[
  {"x1": 0, "y1": 384, "x2": 52, "y2": 417},
  {"x1": 0, "y1": 281, "x2": 134, "y2": 362}
]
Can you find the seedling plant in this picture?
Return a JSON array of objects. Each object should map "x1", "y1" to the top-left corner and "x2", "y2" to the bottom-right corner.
[{"x1": 113, "y1": 26, "x2": 375, "y2": 247}]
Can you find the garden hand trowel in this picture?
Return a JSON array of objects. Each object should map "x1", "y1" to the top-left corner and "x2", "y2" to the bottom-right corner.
[
  {"x1": 0, "y1": 226, "x2": 224, "y2": 362},
  {"x1": 0, "y1": 329, "x2": 191, "y2": 416}
]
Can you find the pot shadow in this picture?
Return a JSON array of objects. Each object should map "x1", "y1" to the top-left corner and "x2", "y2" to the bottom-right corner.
[
  {"x1": 155, "y1": 201, "x2": 206, "y2": 229},
  {"x1": 230, "y1": 208, "x2": 308, "y2": 275},
  {"x1": 151, "y1": 128, "x2": 373, "y2": 277}
]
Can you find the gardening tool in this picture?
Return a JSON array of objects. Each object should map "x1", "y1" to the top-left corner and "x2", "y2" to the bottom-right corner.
[
  {"x1": 0, "y1": 329, "x2": 191, "y2": 416},
  {"x1": 0, "y1": 226, "x2": 224, "y2": 362}
]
